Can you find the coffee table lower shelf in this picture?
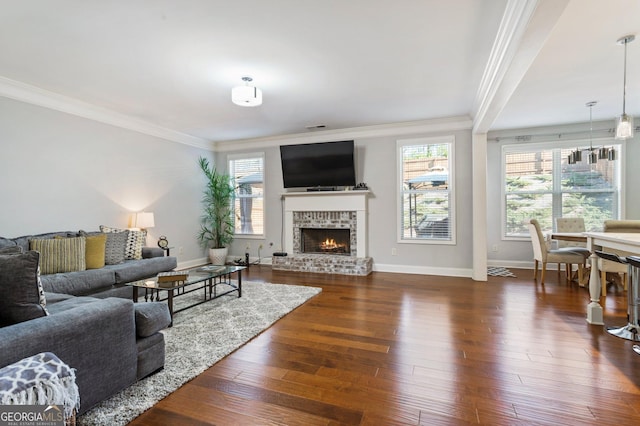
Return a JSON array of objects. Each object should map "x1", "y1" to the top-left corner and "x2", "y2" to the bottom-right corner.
[{"x1": 128, "y1": 265, "x2": 245, "y2": 326}]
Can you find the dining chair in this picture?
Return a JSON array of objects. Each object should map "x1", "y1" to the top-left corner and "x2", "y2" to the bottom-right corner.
[
  {"x1": 598, "y1": 220, "x2": 640, "y2": 296},
  {"x1": 528, "y1": 219, "x2": 590, "y2": 285},
  {"x1": 555, "y1": 217, "x2": 586, "y2": 248}
]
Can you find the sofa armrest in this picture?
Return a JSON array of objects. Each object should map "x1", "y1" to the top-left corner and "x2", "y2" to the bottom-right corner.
[
  {"x1": 0, "y1": 297, "x2": 138, "y2": 414},
  {"x1": 142, "y1": 247, "x2": 165, "y2": 258}
]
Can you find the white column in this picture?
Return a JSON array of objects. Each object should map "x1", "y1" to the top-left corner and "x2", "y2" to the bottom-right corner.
[{"x1": 472, "y1": 133, "x2": 488, "y2": 281}]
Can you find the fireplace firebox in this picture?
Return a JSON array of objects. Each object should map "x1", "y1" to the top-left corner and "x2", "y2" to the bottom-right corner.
[{"x1": 300, "y1": 228, "x2": 351, "y2": 255}]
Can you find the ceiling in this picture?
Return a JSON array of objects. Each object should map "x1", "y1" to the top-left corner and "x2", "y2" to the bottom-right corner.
[{"x1": 0, "y1": 0, "x2": 638, "y2": 144}]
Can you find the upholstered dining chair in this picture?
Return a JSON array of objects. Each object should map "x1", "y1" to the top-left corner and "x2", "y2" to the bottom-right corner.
[
  {"x1": 555, "y1": 217, "x2": 586, "y2": 248},
  {"x1": 598, "y1": 220, "x2": 640, "y2": 296},
  {"x1": 528, "y1": 219, "x2": 590, "y2": 285}
]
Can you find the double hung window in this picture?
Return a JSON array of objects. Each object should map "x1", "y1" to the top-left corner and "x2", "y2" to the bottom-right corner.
[
  {"x1": 228, "y1": 153, "x2": 264, "y2": 237},
  {"x1": 398, "y1": 136, "x2": 455, "y2": 244},
  {"x1": 502, "y1": 142, "x2": 621, "y2": 237}
]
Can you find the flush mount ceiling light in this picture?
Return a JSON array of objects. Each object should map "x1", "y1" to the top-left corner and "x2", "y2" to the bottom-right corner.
[
  {"x1": 615, "y1": 35, "x2": 635, "y2": 140},
  {"x1": 231, "y1": 76, "x2": 262, "y2": 107}
]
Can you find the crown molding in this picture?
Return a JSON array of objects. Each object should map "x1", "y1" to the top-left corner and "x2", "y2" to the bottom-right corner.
[
  {"x1": 0, "y1": 76, "x2": 214, "y2": 150},
  {"x1": 214, "y1": 115, "x2": 473, "y2": 152},
  {"x1": 472, "y1": 0, "x2": 570, "y2": 134}
]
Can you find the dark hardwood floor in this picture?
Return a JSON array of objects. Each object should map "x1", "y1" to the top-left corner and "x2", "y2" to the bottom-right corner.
[{"x1": 129, "y1": 266, "x2": 640, "y2": 425}]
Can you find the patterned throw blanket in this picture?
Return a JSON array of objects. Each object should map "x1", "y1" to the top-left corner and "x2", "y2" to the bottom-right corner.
[{"x1": 0, "y1": 352, "x2": 80, "y2": 419}]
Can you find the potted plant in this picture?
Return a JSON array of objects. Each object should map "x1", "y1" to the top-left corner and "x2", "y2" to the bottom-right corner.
[{"x1": 197, "y1": 156, "x2": 235, "y2": 264}]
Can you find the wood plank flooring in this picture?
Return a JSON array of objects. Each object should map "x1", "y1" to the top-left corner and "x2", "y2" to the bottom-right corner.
[{"x1": 129, "y1": 266, "x2": 640, "y2": 425}]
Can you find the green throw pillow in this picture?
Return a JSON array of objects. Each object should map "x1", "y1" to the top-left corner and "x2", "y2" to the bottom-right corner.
[{"x1": 29, "y1": 236, "x2": 86, "y2": 274}]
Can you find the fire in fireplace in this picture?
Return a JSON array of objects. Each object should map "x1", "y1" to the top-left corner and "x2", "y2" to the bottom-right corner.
[{"x1": 300, "y1": 228, "x2": 351, "y2": 255}]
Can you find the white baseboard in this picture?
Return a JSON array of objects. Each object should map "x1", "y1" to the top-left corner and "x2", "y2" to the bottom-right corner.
[
  {"x1": 177, "y1": 257, "x2": 208, "y2": 270},
  {"x1": 487, "y1": 259, "x2": 532, "y2": 269},
  {"x1": 373, "y1": 263, "x2": 473, "y2": 277}
]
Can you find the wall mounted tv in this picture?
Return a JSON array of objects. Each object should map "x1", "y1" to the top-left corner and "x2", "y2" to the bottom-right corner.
[{"x1": 280, "y1": 140, "x2": 356, "y2": 189}]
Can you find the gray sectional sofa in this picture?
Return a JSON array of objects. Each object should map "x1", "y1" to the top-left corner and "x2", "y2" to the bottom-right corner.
[
  {"x1": 3, "y1": 230, "x2": 177, "y2": 299},
  {"x1": 0, "y1": 230, "x2": 178, "y2": 414}
]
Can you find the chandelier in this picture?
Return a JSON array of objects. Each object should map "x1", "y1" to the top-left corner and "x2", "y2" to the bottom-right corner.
[{"x1": 568, "y1": 101, "x2": 617, "y2": 165}]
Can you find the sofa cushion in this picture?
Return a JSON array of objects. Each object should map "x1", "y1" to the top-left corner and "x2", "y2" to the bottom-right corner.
[
  {"x1": 43, "y1": 291, "x2": 75, "y2": 304},
  {"x1": 0, "y1": 238, "x2": 18, "y2": 249},
  {"x1": 0, "y1": 246, "x2": 22, "y2": 255},
  {"x1": 100, "y1": 225, "x2": 146, "y2": 260},
  {"x1": 103, "y1": 231, "x2": 128, "y2": 265},
  {"x1": 29, "y1": 237, "x2": 86, "y2": 275},
  {"x1": 0, "y1": 251, "x2": 48, "y2": 326},
  {"x1": 134, "y1": 303, "x2": 171, "y2": 337},
  {"x1": 142, "y1": 247, "x2": 165, "y2": 258},
  {"x1": 84, "y1": 233, "x2": 107, "y2": 269},
  {"x1": 40, "y1": 268, "x2": 117, "y2": 297},
  {"x1": 104, "y1": 257, "x2": 177, "y2": 284}
]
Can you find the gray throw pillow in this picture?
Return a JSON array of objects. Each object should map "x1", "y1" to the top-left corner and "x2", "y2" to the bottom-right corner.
[
  {"x1": 0, "y1": 251, "x2": 49, "y2": 326},
  {"x1": 104, "y1": 231, "x2": 128, "y2": 265},
  {"x1": 0, "y1": 246, "x2": 22, "y2": 255}
]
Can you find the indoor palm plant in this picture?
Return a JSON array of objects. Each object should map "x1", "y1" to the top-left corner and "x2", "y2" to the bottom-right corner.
[{"x1": 197, "y1": 156, "x2": 235, "y2": 264}]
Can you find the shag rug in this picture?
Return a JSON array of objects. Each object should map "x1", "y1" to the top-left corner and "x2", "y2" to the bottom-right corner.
[
  {"x1": 78, "y1": 280, "x2": 321, "y2": 425},
  {"x1": 487, "y1": 266, "x2": 516, "y2": 277}
]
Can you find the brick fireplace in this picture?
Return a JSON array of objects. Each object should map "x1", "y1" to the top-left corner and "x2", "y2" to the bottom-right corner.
[{"x1": 272, "y1": 191, "x2": 372, "y2": 275}]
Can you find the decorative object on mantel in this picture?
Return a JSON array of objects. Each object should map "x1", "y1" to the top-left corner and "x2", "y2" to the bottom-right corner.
[
  {"x1": 568, "y1": 101, "x2": 617, "y2": 165},
  {"x1": 354, "y1": 182, "x2": 369, "y2": 190},
  {"x1": 231, "y1": 76, "x2": 262, "y2": 107},
  {"x1": 77, "y1": 281, "x2": 321, "y2": 426},
  {"x1": 615, "y1": 35, "x2": 635, "y2": 140}
]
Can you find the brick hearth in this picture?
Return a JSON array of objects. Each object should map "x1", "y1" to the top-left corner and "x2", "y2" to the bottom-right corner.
[{"x1": 272, "y1": 253, "x2": 372, "y2": 275}]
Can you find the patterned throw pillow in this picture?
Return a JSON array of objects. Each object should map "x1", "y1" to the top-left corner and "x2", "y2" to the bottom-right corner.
[
  {"x1": 103, "y1": 231, "x2": 128, "y2": 265},
  {"x1": 29, "y1": 237, "x2": 86, "y2": 275},
  {"x1": 100, "y1": 225, "x2": 146, "y2": 260},
  {"x1": 0, "y1": 251, "x2": 49, "y2": 326}
]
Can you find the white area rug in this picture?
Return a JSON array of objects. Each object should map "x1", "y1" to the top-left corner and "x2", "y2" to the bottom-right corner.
[
  {"x1": 78, "y1": 281, "x2": 321, "y2": 425},
  {"x1": 487, "y1": 267, "x2": 517, "y2": 277}
]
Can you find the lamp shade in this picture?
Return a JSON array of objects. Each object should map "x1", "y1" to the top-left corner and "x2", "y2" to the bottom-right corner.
[
  {"x1": 232, "y1": 85, "x2": 262, "y2": 107},
  {"x1": 615, "y1": 113, "x2": 634, "y2": 139},
  {"x1": 134, "y1": 212, "x2": 155, "y2": 229}
]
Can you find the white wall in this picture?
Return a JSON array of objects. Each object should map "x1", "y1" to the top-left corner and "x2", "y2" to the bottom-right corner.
[
  {"x1": 221, "y1": 127, "x2": 474, "y2": 276},
  {"x1": 0, "y1": 97, "x2": 210, "y2": 267}
]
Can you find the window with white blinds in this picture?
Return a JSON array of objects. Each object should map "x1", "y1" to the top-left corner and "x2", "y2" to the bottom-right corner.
[
  {"x1": 228, "y1": 153, "x2": 264, "y2": 236},
  {"x1": 502, "y1": 142, "x2": 621, "y2": 238},
  {"x1": 397, "y1": 136, "x2": 455, "y2": 244}
]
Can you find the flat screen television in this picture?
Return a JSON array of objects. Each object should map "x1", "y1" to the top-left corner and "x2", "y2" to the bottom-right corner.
[{"x1": 280, "y1": 140, "x2": 356, "y2": 189}]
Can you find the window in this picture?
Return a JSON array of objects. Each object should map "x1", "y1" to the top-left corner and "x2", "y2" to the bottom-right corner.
[
  {"x1": 503, "y1": 142, "x2": 621, "y2": 237},
  {"x1": 397, "y1": 136, "x2": 455, "y2": 244},
  {"x1": 228, "y1": 153, "x2": 264, "y2": 237}
]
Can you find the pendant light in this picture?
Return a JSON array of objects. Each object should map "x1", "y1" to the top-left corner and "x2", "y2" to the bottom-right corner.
[
  {"x1": 586, "y1": 101, "x2": 598, "y2": 164},
  {"x1": 232, "y1": 76, "x2": 263, "y2": 107},
  {"x1": 615, "y1": 35, "x2": 635, "y2": 140}
]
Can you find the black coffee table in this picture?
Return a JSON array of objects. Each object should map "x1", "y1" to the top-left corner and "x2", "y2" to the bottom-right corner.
[{"x1": 127, "y1": 265, "x2": 245, "y2": 325}]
